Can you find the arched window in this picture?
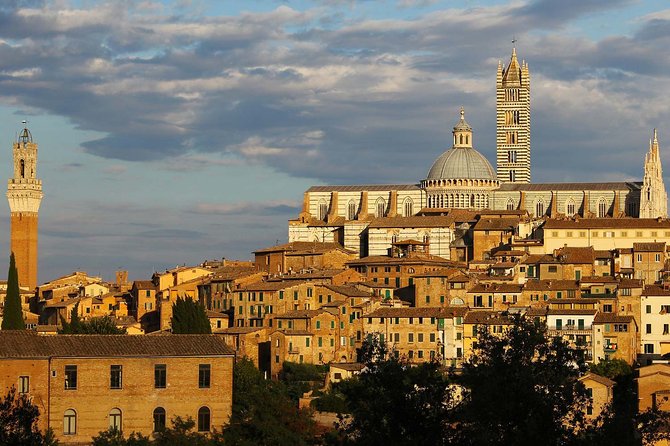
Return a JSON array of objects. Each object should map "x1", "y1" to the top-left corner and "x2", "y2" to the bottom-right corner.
[
  {"x1": 198, "y1": 407, "x2": 211, "y2": 432},
  {"x1": 535, "y1": 200, "x2": 545, "y2": 218},
  {"x1": 566, "y1": 199, "x2": 575, "y2": 217},
  {"x1": 450, "y1": 297, "x2": 465, "y2": 306},
  {"x1": 20, "y1": 159, "x2": 25, "y2": 178},
  {"x1": 153, "y1": 407, "x2": 166, "y2": 432},
  {"x1": 506, "y1": 199, "x2": 515, "y2": 211},
  {"x1": 598, "y1": 198, "x2": 607, "y2": 218},
  {"x1": 347, "y1": 200, "x2": 357, "y2": 220},
  {"x1": 64, "y1": 409, "x2": 76, "y2": 435},
  {"x1": 470, "y1": 195, "x2": 475, "y2": 208},
  {"x1": 375, "y1": 198, "x2": 386, "y2": 218},
  {"x1": 403, "y1": 198, "x2": 413, "y2": 217},
  {"x1": 109, "y1": 408, "x2": 122, "y2": 431},
  {"x1": 318, "y1": 199, "x2": 328, "y2": 221}
]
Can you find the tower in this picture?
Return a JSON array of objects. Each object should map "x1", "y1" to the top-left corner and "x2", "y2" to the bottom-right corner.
[
  {"x1": 640, "y1": 129, "x2": 668, "y2": 218},
  {"x1": 496, "y1": 47, "x2": 531, "y2": 183},
  {"x1": 6, "y1": 125, "x2": 42, "y2": 289}
]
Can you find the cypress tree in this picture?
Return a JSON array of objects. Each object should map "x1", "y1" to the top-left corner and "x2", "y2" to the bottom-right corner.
[
  {"x1": 171, "y1": 296, "x2": 211, "y2": 334},
  {"x1": 2, "y1": 253, "x2": 25, "y2": 330}
]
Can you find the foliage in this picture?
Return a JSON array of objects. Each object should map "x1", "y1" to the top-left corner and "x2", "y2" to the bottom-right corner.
[
  {"x1": 2, "y1": 253, "x2": 25, "y2": 330},
  {"x1": 457, "y1": 314, "x2": 590, "y2": 446},
  {"x1": 171, "y1": 296, "x2": 211, "y2": 334},
  {"x1": 92, "y1": 428, "x2": 151, "y2": 446},
  {"x1": 589, "y1": 358, "x2": 633, "y2": 380},
  {"x1": 329, "y1": 334, "x2": 458, "y2": 446},
  {"x1": 311, "y1": 388, "x2": 349, "y2": 414},
  {"x1": 60, "y1": 304, "x2": 126, "y2": 334},
  {"x1": 153, "y1": 417, "x2": 220, "y2": 446},
  {"x1": 223, "y1": 358, "x2": 316, "y2": 446},
  {"x1": 280, "y1": 361, "x2": 327, "y2": 402},
  {"x1": 0, "y1": 386, "x2": 58, "y2": 445}
]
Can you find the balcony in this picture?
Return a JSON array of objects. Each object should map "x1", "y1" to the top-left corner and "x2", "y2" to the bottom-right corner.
[{"x1": 604, "y1": 343, "x2": 618, "y2": 352}]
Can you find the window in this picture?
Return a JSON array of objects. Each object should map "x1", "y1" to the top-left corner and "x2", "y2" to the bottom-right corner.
[
  {"x1": 153, "y1": 408, "x2": 166, "y2": 432},
  {"x1": 548, "y1": 266, "x2": 557, "y2": 273},
  {"x1": 109, "y1": 408, "x2": 122, "y2": 432},
  {"x1": 535, "y1": 200, "x2": 544, "y2": 218},
  {"x1": 63, "y1": 409, "x2": 77, "y2": 435},
  {"x1": 65, "y1": 365, "x2": 77, "y2": 390},
  {"x1": 656, "y1": 254, "x2": 662, "y2": 262},
  {"x1": 566, "y1": 200, "x2": 575, "y2": 216},
  {"x1": 155, "y1": 364, "x2": 167, "y2": 389},
  {"x1": 598, "y1": 199, "x2": 607, "y2": 218},
  {"x1": 646, "y1": 324, "x2": 652, "y2": 334},
  {"x1": 375, "y1": 198, "x2": 386, "y2": 218},
  {"x1": 348, "y1": 200, "x2": 357, "y2": 220},
  {"x1": 199, "y1": 364, "x2": 211, "y2": 388},
  {"x1": 403, "y1": 198, "x2": 414, "y2": 217},
  {"x1": 645, "y1": 344, "x2": 655, "y2": 354},
  {"x1": 110, "y1": 365, "x2": 122, "y2": 389},
  {"x1": 18, "y1": 376, "x2": 29, "y2": 394},
  {"x1": 646, "y1": 305, "x2": 652, "y2": 314},
  {"x1": 198, "y1": 407, "x2": 211, "y2": 432}
]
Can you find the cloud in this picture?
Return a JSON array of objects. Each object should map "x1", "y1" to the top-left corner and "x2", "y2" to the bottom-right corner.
[{"x1": 192, "y1": 200, "x2": 301, "y2": 216}]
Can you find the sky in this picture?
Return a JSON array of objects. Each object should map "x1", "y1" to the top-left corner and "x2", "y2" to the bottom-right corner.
[{"x1": 0, "y1": 0, "x2": 669, "y2": 283}]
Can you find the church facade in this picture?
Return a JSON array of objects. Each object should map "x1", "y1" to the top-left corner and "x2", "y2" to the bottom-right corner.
[{"x1": 288, "y1": 49, "x2": 667, "y2": 258}]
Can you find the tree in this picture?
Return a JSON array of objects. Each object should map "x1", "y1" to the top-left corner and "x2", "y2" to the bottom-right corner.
[
  {"x1": 92, "y1": 428, "x2": 151, "y2": 446},
  {"x1": 171, "y1": 296, "x2": 211, "y2": 334},
  {"x1": 2, "y1": 253, "x2": 25, "y2": 330},
  {"x1": 223, "y1": 358, "x2": 316, "y2": 446},
  {"x1": 60, "y1": 304, "x2": 126, "y2": 334},
  {"x1": 329, "y1": 334, "x2": 458, "y2": 446},
  {"x1": 0, "y1": 386, "x2": 58, "y2": 445},
  {"x1": 457, "y1": 314, "x2": 590, "y2": 446}
]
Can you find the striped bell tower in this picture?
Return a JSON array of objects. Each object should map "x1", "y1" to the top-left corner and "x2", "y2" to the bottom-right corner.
[
  {"x1": 496, "y1": 47, "x2": 531, "y2": 183},
  {"x1": 7, "y1": 124, "x2": 42, "y2": 289}
]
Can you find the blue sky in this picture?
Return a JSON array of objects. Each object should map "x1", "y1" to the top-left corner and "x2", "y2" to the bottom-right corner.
[{"x1": 0, "y1": 0, "x2": 669, "y2": 282}]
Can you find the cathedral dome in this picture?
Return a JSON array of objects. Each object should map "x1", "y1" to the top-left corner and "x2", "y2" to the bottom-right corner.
[
  {"x1": 426, "y1": 146, "x2": 496, "y2": 181},
  {"x1": 426, "y1": 108, "x2": 496, "y2": 181}
]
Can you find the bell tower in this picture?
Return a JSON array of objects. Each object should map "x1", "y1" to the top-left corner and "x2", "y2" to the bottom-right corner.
[
  {"x1": 496, "y1": 47, "x2": 531, "y2": 183},
  {"x1": 7, "y1": 124, "x2": 42, "y2": 289}
]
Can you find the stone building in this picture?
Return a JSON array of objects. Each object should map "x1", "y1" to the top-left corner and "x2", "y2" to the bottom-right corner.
[
  {"x1": 7, "y1": 125, "x2": 42, "y2": 289},
  {"x1": 288, "y1": 48, "x2": 667, "y2": 257},
  {"x1": 0, "y1": 331, "x2": 234, "y2": 444}
]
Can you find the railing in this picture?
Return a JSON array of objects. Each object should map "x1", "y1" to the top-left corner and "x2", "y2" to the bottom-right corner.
[{"x1": 548, "y1": 325, "x2": 592, "y2": 331}]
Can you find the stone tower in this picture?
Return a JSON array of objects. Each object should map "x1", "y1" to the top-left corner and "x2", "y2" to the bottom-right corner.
[
  {"x1": 496, "y1": 47, "x2": 531, "y2": 183},
  {"x1": 6, "y1": 125, "x2": 43, "y2": 289},
  {"x1": 640, "y1": 129, "x2": 668, "y2": 218}
]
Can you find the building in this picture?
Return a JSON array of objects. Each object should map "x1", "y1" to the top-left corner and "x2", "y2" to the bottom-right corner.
[
  {"x1": 7, "y1": 125, "x2": 43, "y2": 289},
  {"x1": 496, "y1": 48, "x2": 531, "y2": 184},
  {"x1": 0, "y1": 331, "x2": 234, "y2": 444},
  {"x1": 579, "y1": 373, "x2": 615, "y2": 420},
  {"x1": 288, "y1": 48, "x2": 667, "y2": 258}
]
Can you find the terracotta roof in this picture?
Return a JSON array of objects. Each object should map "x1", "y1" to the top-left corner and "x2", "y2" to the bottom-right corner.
[
  {"x1": 594, "y1": 250, "x2": 612, "y2": 259},
  {"x1": 274, "y1": 330, "x2": 314, "y2": 336},
  {"x1": 473, "y1": 218, "x2": 519, "y2": 231},
  {"x1": 218, "y1": 327, "x2": 265, "y2": 335},
  {"x1": 0, "y1": 332, "x2": 234, "y2": 358},
  {"x1": 491, "y1": 250, "x2": 527, "y2": 257},
  {"x1": 366, "y1": 307, "x2": 468, "y2": 319},
  {"x1": 412, "y1": 267, "x2": 464, "y2": 278},
  {"x1": 547, "y1": 298, "x2": 599, "y2": 305},
  {"x1": 463, "y1": 311, "x2": 511, "y2": 325},
  {"x1": 268, "y1": 269, "x2": 351, "y2": 281},
  {"x1": 491, "y1": 262, "x2": 517, "y2": 268},
  {"x1": 525, "y1": 307, "x2": 548, "y2": 316},
  {"x1": 254, "y1": 241, "x2": 346, "y2": 254},
  {"x1": 498, "y1": 182, "x2": 641, "y2": 192},
  {"x1": 522, "y1": 254, "x2": 556, "y2": 264},
  {"x1": 307, "y1": 184, "x2": 420, "y2": 192},
  {"x1": 132, "y1": 280, "x2": 155, "y2": 290},
  {"x1": 555, "y1": 247, "x2": 595, "y2": 264},
  {"x1": 642, "y1": 285, "x2": 670, "y2": 296},
  {"x1": 544, "y1": 218, "x2": 670, "y2": 230},
  {"x1": 210, "y1": 266, "x2": 260, "y2": 281},
  {"x1": 580, "y1": 372, "x2": 615, "y2": 388},
  {"x1": 523, "y1": 280, "x2": 579, "y2": 291},
  {"x1": 634, "y1": 242, "x2": 666, "y2": 252},
  {"x1": 357, "y1": 281, "x2": 392, "y2": 289},
  {"x1": 593, "y1": 313, "x2": 635, "y2": 324},
  {"x1": 206, "y1": 311, "x2": 228, "y2": 319},
  {"x1": 618, "y1": 278, "x2": 644, "y2": 288}
]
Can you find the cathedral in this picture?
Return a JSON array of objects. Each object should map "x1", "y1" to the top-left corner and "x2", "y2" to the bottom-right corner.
[{"x1": 288, "y1": 49, "x2": 668, "y2": 258}]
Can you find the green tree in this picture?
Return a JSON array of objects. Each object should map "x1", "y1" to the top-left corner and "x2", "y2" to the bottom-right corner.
[
  {"x1": 171, "y1": 296, "x2": 211, "y2": 334},
  {"x1": 224, "y1": 358, "x2": 316, "y2": 446},
  {"x1": 457, "y1": 314, "x2": 590, "y2": 446},
  {"x1": 0, "y1": 386, "x2": 58, "y2": 445},
  {"x1": 2, "y1": 253, "x2": 25, "y2": 330},
  {"x1": 329, "y1": 334, "x2": 458, "y2": 446},
  {"x1": 60, "y1": 304, "x2": 126, "y2": 334},
  {"x1": 92, "y1": 428, "x2": 151, "y2": 446}
]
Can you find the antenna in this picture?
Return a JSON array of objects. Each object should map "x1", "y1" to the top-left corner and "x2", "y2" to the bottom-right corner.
[{"x1": 512, "y1": 35, "x2": 517, "y2": 46}]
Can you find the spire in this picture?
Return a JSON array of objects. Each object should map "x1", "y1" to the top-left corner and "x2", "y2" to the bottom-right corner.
[{"x1": 502, "y1": 46, "x2": 521, "y2": 85}]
